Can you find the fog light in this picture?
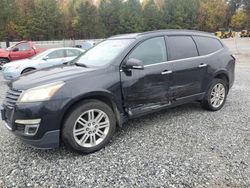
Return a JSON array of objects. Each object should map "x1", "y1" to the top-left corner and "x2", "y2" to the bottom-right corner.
[
  {"x1": 24, "y1": 124, "x2": 40, "y2": 136},
  {"x1": 15, "y1": 119, "x2": 41, "y2": 136}
]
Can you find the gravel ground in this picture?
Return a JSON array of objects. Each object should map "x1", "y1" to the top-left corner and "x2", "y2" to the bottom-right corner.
[{"x1": 0, "y1": 39, "x2": 250, "y2": 188}]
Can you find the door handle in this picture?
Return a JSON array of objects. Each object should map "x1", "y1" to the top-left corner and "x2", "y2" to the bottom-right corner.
[
  {"x1": 199, "y1": 64, "x2": 207, "y2": 68},
  {"x1": 161, "y1": 70, "x2": 172, "y2": 75}
]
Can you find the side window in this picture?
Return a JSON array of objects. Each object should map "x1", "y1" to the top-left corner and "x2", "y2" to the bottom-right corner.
[
  {"x1": 193, "y1": 36, "x2": 223, "y2": 55},
  {"x1": 167, "y1": 36, "x2": 198, "y2": 61},
  {"x1": 15, "y1": 43, "x2": 30, "y2": 51},
  {"x1": 66, "y1": 49, "x2": 82, "y2": 57},
  {"x1": 129, "y1": 37, "x2": 167, "y2": 65},
  {"x1": 47, "y1": 50, "x2": 65, "y2": 59}
]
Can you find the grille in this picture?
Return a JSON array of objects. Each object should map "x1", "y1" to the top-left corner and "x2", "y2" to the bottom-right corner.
[{"x1": 4, "y1": 89, "x2": 22, "y2": 108}]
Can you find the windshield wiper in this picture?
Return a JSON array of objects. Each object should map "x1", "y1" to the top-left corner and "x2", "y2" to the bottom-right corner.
[{"x1": 75, "y1": 62, "x2": 88, "y2": 68}]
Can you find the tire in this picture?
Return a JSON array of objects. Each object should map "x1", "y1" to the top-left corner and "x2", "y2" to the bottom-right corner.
[
  {"x1": 62, "y1": 99, "x2": 116, "y2": 154},
  {"x1": 0, "y1": 58, "x2": 9, "y2": 70},
  {"x1": 201, "y1": 78, "x2": 228, "y2": 111},
  {"x1": 21, "y1": 68, "x2": 35, "y2": 74}
]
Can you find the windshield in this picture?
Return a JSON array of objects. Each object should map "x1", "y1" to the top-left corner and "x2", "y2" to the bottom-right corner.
[
  {"x1": 30, "y1": 50, "x2": 51, "y2": 60},
  {"x1": 73, "y1": 39, "x2": 134, "y2": 67},
  {"x1": 6, "y1": 44, "x2": 16, "y2": 51}
]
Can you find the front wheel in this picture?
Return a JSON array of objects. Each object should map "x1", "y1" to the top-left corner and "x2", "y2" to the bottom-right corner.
[
  {"x1": 201, "y1": 79, "x2": 228, "y2": 111},
  {"x1": 0, "y1": 58, "x2": 9, "y2": 70},
  {"x1": 62, "y1": 100, "x2": 116, "y2": 154}
]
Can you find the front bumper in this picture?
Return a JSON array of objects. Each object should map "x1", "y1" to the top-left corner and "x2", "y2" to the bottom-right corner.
[
  {"x1": 3, "y1": 69, "x2": 20, "y2": 80},
  {"x1": 1, "y1": 100, "x2": 65, "y2": 149}
]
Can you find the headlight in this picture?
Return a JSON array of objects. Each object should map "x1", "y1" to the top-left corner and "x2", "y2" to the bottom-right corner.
[
  {"x1": 5, "y1": 64, "x2": 21, "y2": 70},
  {"x1": 18, "y1": 81, "x2": 64, "y2": 103},
  {"x1": 12, "y1": 64, "x2": 21, "y2": 69}
]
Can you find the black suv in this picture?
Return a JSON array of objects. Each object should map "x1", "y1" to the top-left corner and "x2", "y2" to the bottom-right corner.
[{"x1": 1, "y1": 30, "x2": 235, "y2": 154}]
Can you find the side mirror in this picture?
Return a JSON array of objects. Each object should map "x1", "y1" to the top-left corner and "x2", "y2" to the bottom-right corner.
[
  {"x1": 43, "y1": 56, "x2": 49, "y2": 61},
  {"x1": 124, "y1": 58, "x2": 144, "y2": 70},
  {"x1": 12, "y1": 48, "x2": 19, "y2": 52}
]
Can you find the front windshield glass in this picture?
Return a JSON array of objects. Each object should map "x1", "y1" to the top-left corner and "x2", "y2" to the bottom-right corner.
[
  {"x1": 6, "y1": 44, "x2": 16, "y2": 51},
  {"x1": 30, "y1": 50, "x2": 51, "y2": 60},
  {"x1": 74, "y1": 39, "x2": 134, "y2": 67}
]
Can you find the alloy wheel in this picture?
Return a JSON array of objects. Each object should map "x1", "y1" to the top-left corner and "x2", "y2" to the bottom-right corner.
[
  {"x1": 210, "y1": 83, "x2": 226, "y2": 108},
  {"x1": 73, "y1": 109, "x2": 110, "y2": 148}
]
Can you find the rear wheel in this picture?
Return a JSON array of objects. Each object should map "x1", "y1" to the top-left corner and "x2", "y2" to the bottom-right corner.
[
  {"x1": 0, "y1": 58, "x2": 9, "y2": 70},
  {"x1": 202, "y1": 78, "x2": 228, "y2": 111},
  {"x1": 62, "y1": 100, "x2": 116, "y2": 154}
]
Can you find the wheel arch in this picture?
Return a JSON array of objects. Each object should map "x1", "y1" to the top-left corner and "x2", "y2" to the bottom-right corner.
[
  {"x1": 21, "y1": 67, "x2": 36, "y2": 74},
  {"x1": 60, "y1": 91, "x2": 124, "y2": 129},
  {"x1": 214, "y1": 71, "x2": 229, "y2": 89},
  {"x1": 0, "y1": 57, "x2": 10, "y2": 62}
]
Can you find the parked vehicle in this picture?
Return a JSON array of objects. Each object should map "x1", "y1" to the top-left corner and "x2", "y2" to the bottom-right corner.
[
  {"x1": 75, "y1": 41, "x2": 95, "y2": 50},
  {"x1": 2, "y1": 47, "x2": 85, "y2": 80},
  {"x1": 0, "y1": 41, "x2": 44, "y2": 69},
  {"x1": 215, "y1": 31, "x2": 235, "y2": 39},
  {"x1": 1, "y1": 30, "x2": 235, "y2": 154},
  {"x1": 240, "y1": 30, "x2": 250, "y2": 37}
]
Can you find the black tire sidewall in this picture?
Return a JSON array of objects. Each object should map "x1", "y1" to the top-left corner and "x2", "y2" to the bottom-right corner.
[
  {"x1": 62, "y1": 100, "x2": 116, "y2": 154},
  {"x1": 0, "y1": 58, "x2": 9, "y2": 67},
  {"x1": 203, "y1": 79, "x2": 228, "y2": 111}
]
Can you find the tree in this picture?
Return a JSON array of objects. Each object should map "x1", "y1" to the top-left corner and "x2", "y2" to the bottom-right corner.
[
  {"x1": 163, "y1": 0, "x2": 200, "y2": 29},
  {"x1": 99, "y1": 0, "x2": 124, "y2": 36},
  {"x1": 29, "y1": 0, "x2": 63, "y2": 40},
  {"x1": 0, "y1": 0, "x2": 18, "y2": 40},
  {"x1": 243, "y1": 0, "x2": 250, "y2": 28},
  {"x1": 231, "y1": 10, "x2": 248, "y2": 30},
  {"x1": 72, "y1": 1, "x2": 104, "y2": 39},
  {"x1": 197, "y1": 0, "x2": 228, "y2": 32},
  {"x1": 119, "y1": 0, "x2": 144, "y2": 33},
  {"x1": 142, "y1": 0, "x2": 165, "y2": 31}
]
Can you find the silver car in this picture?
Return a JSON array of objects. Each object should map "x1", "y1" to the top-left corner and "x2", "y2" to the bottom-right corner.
[{"x1": 2, "y1": 47, "x2": 85, "y2": 80}]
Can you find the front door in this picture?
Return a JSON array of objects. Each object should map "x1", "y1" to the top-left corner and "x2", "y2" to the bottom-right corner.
[
  {"x1": 121, "y1": 37, "x2": 174, "y2": 116},
  {"x1": 9, "y1": 42, "x2": 33, "y2": 60},
  {"x1": 42, "y1": 49, "x2": 66, "y2": 68}
]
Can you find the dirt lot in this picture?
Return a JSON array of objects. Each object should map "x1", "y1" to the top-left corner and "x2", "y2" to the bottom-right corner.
[{"x1": 0, "y1": 38, "x2": 249, "y2": 187}]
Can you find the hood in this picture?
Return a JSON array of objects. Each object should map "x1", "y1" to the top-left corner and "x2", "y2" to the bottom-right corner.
[
  {"x1": 10, "y1": 65, "x2": 98, "y2": 90},
  {"x1": 3, "y1": 59, "x2": 40, "y2": 68},
  {"x1": 0, "y1": 49, "x2": 9, "y2": 58}
]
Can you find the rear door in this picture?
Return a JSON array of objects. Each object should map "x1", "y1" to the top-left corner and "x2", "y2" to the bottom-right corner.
[
  {"x1": 167, "y1": 35, "x2": 207, "y2": 100},
  {"x1": 121, "y1": 36, "x2": 174, "y2": 116},
  {"x1": 45, "y1": 49, "x2": 66, "y2": 67},
  {"x1": 65, "y1": 49, "x2": 82, "y2": 63}
]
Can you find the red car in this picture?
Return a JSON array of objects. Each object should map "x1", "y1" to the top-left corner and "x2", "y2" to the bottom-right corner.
[{"x1": 0, "y1": 41, "x2": 44, "y2": 69}]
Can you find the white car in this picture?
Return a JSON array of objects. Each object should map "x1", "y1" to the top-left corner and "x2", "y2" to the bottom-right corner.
[{"x1": 2, "y1": 47, "x2": 85, "y2": 80}]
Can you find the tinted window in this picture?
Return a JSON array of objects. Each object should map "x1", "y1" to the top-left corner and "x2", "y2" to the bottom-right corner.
[
  {"x1": 47, "y1": 50, "x2": 65, "y2": 59},
  {"x1": 129, "y1": 37, "x2": 167, "y2": 65},
  {"x1": 193, "y1": 36, "x2": 223, "y2": 55},
  {"x1": 168, "y1": 36, "x2": 198, "y2": 61},
  {"x1": 66, "y1": 49, "x2": 82, "y2": 57}
]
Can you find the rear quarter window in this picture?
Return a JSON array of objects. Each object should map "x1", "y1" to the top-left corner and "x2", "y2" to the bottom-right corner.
[
  {"x1": 167, "y1": 36, "x2": 198, "y2": 61},
  {"x1": 193, "y1": 36, "x2": 223, "y2": 56}
]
